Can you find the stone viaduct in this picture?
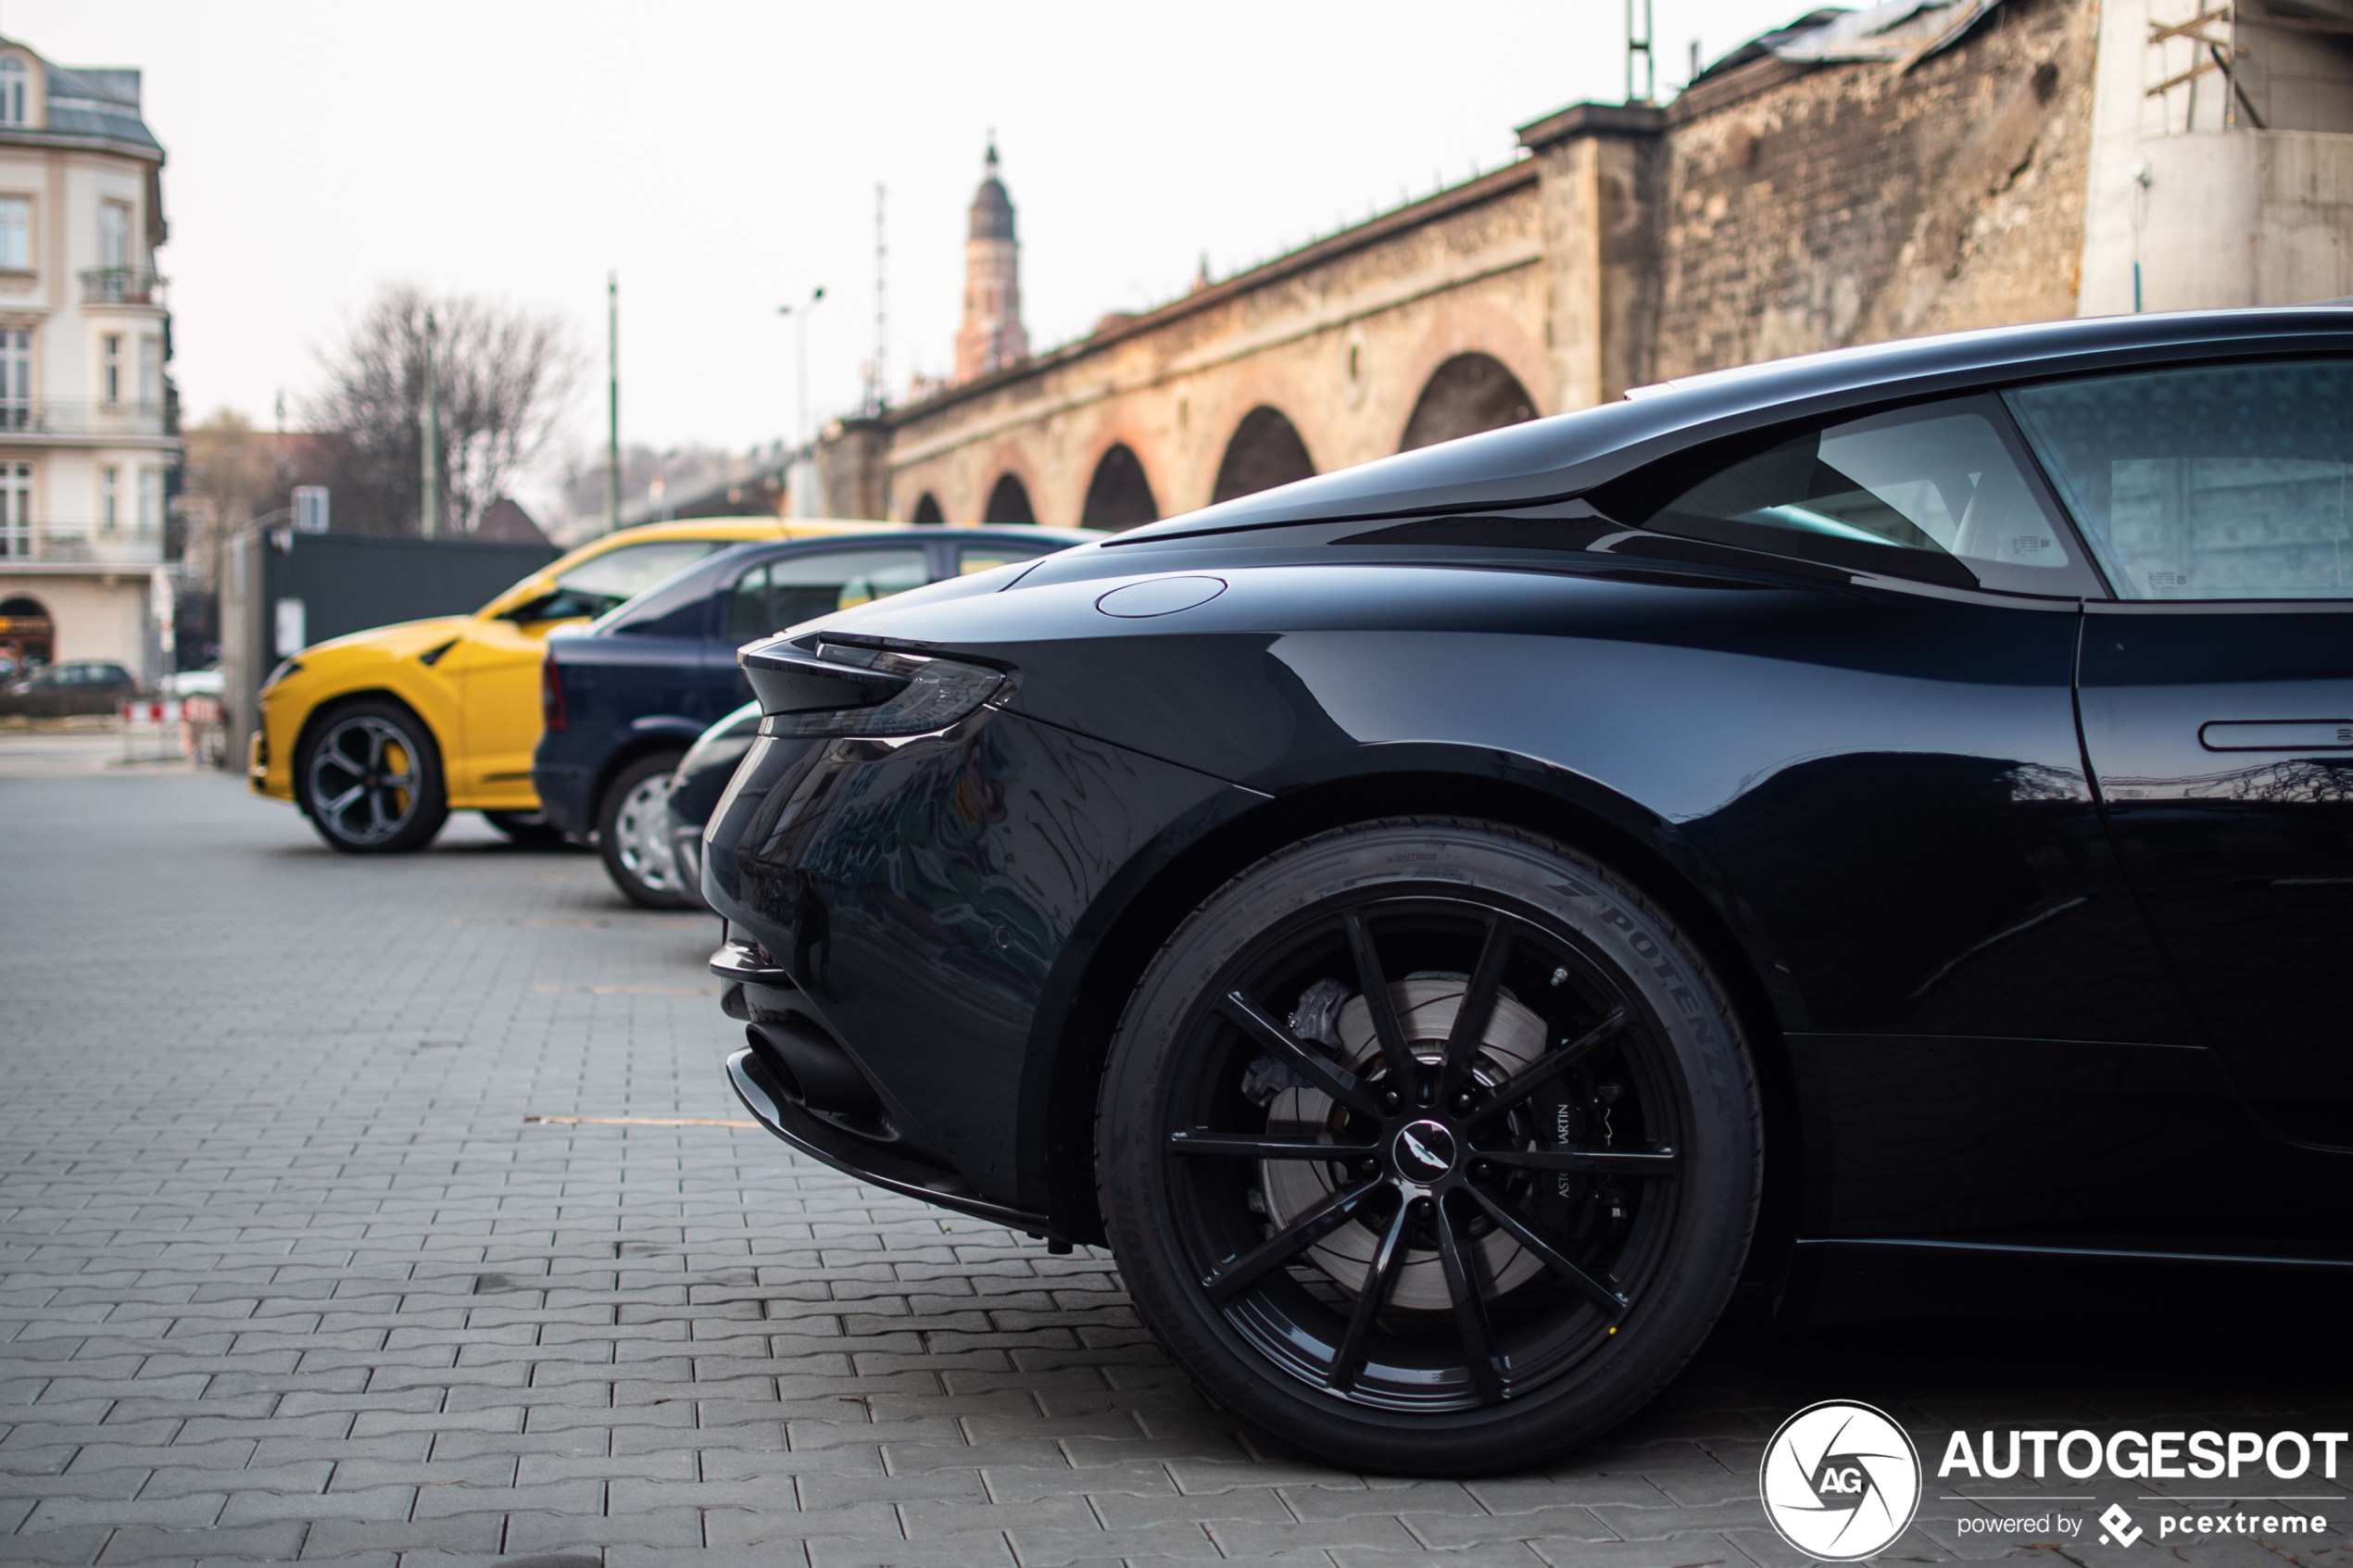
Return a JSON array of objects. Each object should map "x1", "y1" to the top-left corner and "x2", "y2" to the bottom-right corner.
[{"x1": 814, "y1": 0, "x2": 2350, "y2": 531}]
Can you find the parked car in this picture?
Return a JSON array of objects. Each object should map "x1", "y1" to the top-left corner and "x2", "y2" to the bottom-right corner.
[
  {"x1": 663, "y1": 701, "x2": 761, "y2": 908},
  {"x1": 163, "y1": 667, "x2": 225, "y2": 698},
  {"x1": 535, "y1": 526, "x2": 1094, "y2": 905},
  {"x1": 699, "y1": 307, "x2": 2353, "y2": 1474},
  {"x1": 249, "y1": 517, "x2": 898, "y2": 854},
  {"x1": 2, "y1": 659, "x2": 136, "y2": 716}
]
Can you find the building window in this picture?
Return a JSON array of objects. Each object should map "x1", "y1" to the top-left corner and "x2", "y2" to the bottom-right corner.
[
  {"x1": 100, "y1": 202, "x2": 129, "y2": 271},
  {"x1": 138, "y1": 336, "x2": 157, "y2": 406},
  {"x1": 100, "y1": 466, "x2": 118, "y2": 530},
  {"x1": 0, "y1": 197, "x2": 27, "y2": 271},
  {"x1": 0, "y1": 330, "x2": 26, "y2": 430},
  {"x1": 0, "y1": 463, "x2": 30, "y2": 557},
  {"x1": 137, "y1": 468, "x2": 158, "y2": 534},
  {"x1": 101, "y1": 334, "x2": 120, "y2": 405},
  {"x1": 0, "y1": 60, "x2": 24, "y2": 128}
]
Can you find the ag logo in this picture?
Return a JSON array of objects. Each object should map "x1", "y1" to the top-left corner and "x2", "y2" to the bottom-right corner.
[{"x1": 1759, "y1": 1400, "x2": 1922, "y2": 1561}]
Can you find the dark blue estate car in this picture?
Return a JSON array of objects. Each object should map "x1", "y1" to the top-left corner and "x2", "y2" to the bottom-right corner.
[{"x1": 535, "y1": 524, "x2": 1093, "y2": 905}]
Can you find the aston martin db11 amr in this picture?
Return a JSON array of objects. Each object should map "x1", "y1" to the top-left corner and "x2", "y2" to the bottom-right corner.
[{"x1": 700, "y1": 307, "x2": 2353, "y2": 1474}]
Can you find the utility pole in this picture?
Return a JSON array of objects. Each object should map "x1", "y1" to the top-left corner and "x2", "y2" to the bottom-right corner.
[
  {"x1": 779, "y1": 285, "x2": 825, "y2": 447},
  {"x1": 420, "y1": 309, "x2": 439, "y2": 539},
  {"x1": 871, "y1": 184, "x2": 887, "y2": 415},
  {"x1": 606, "y1": 273, "x2": 621, "y2": 534}
]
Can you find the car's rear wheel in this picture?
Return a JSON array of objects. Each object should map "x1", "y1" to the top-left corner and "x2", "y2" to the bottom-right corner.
[
  {"x1": 296, "y1": 699, "x2": 448, "y2": 855},
  {"x1": 1097, "y1": 819, "x2": 1759, "y2": 1474},
  {"x1": 483, "y1": 809, "x2": 570, "y2": 849},
  {"x1": 598, "y1": 749, "x2": 694, "y2": 908}
]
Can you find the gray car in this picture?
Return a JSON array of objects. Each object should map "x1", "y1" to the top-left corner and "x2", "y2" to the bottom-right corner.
[{"x1": 2, "y1": 660, "x2": 136, "y2": 717}]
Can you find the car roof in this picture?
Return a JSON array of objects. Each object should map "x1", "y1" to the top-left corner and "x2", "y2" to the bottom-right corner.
[
  {"x1": 566, "y1": 524, "x2": 1102, "y2": 641},
  {"x1": 1112, "y1": 307, "x2": 2353, "y2": 541},
  {"x1": 695, "y1": 525, "x2": 1100, "y2": 571}
]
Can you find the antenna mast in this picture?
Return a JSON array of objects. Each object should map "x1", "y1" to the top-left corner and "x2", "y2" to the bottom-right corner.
[{"x1": 1627, "y1": 0, "x2": 1655, "y2": 103}]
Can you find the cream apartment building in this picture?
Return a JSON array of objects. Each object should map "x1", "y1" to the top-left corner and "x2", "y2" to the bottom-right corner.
[{"x1": 0, "y1": 33, "x2": 175, "y2": 679}]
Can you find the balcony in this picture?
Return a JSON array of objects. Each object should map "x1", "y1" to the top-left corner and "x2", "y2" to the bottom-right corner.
[
  {"x1": 0, "y1": 398, "x2": 170, "y2": 439},
  {"x1": 80, "y1": 269, "x2": 166, "y2": 307},
  {"x1": 0, "y1": 522, "x2": 162, "y2": 568}
]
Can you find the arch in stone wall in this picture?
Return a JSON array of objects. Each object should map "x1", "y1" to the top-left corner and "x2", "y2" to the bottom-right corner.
[
  {"x1": 910, "y1": 493, "x2": 945, "y2": 525},
  {"x1": 983, "y1": 472, "x2": 1036, "y2": 525},
  {"x1": 0, "y1": 593, "x2": 52, "y2": 667},
  {"x1": 1080, "y1": 444, "x2": 1158, "y2": 531},
  {"x1": 1211, "y1": 406, "x2": 1317, "y2": 504},
  {"x1": 1399, "y1": 353, "x2": 1539, "y2": 452}
]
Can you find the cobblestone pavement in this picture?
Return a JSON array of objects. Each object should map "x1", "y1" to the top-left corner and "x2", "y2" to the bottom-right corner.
[{"x1": 3, "y1": 764, "x2": 2349, "y2": 1568}]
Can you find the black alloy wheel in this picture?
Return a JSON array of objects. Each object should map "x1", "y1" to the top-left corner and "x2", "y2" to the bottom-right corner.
[
  {"x1": 296, "y1": 698, "x2": 448, "y2": 855},
  {"x1": 597, "y1": 749, "x2": 696, "y2": 909},
  {"x1": 1097, "y1": 820, "x2": 1760, "y2": 1474},
  {"x1": 483, "y1": 809, "x2": 571, "y2": 849}
]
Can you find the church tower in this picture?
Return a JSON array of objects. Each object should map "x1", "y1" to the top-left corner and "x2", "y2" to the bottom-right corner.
[{"x1": 953, "y1": 142, "x2": 1028, "y2": 383}]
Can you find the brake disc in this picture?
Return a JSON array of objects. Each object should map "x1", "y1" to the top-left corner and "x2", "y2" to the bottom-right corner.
[{"x1": 1260, "y1": 975, "x2": 1547, "y2": 1310}]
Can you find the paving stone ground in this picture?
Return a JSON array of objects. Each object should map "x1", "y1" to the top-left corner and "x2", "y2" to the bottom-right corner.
[{"x1": 3, "y1": 757, "x2": 2348, "y2": 1568}]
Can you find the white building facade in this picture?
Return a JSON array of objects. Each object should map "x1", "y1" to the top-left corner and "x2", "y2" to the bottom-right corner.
[{"x1": 0, "y1": 34, "x2": 176, "y2": 679}]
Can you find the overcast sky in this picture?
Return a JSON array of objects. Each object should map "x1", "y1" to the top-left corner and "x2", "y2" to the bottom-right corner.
[{"x1": 11, "y1": 0, "x2": 1814, "y2": 512}]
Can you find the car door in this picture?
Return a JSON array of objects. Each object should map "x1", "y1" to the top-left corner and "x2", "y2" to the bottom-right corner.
[
  {"x1": 442, "y1": 537, "x2": 727, "y2": 802},
  {"x1": 2008, "y1": 357, "x2": 2353, "y2": 1148},
  {"x1": 708, "y1": 545, "x2": 931, "y2": 708}
]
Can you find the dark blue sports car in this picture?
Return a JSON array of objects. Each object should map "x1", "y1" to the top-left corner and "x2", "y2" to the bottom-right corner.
[
  {"x1": 701, "y1": 308, "x2": 2353, "y2": 1473},
  {"x1": 534, "y1": 525, "x2": 1092, "y2": 905}
]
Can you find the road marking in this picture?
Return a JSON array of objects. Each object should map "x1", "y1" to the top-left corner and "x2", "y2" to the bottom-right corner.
[
  {"x1": 523, "y1": 1114, "x2": 758, "y2": 1127},
  {"x1": 533, "y1": 984, "x2": 720, "y2": 995},
  {"x1": 447, "y1": 916, "x2": 610, "y2": 927}
]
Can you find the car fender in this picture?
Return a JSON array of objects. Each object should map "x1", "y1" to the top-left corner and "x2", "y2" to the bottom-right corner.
[
  {"x1": 1009, "y1": 734, "x2": 1799, "y2": 1238},
  {"x1": 264, "y1": 631, "x2": 470, "y2": 801}
]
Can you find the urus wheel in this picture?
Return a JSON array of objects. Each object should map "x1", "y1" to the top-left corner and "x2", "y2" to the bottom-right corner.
[
  {"x1": 598, "y1": 750, "x2": 694, "y2": 909},
  {"x1": 296, "y1": 699, "x2": 448, "y2": 855},
  {"x1": 1096, "y1": 819, "x2": 1760, "y2": 1474}
]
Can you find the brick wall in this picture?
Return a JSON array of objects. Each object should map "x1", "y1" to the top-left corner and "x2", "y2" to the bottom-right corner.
[{"x1": 1651, "y1": 0, "x2": 2100, "y2": 381}]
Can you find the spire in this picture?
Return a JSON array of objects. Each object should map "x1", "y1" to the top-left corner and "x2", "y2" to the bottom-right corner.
[
  {"x1": 969, "y1": 137, "x2": 1015, "y2": 242},
  {"x1": 954, "y1": 135, "x2": 1028, "y2": 383}
]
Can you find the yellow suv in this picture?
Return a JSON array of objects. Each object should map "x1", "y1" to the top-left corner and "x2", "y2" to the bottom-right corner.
[{"x1": 251, "y1": 518, "x2": 903, "y2": 852}]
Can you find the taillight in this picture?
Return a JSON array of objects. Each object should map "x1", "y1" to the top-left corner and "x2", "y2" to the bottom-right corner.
[
  {"x1": 736, "y1": 639, "x2": 1006, "y2": 736},
  {"x1": 541, "y1": 658, "x2": 567, "y2": 730}
]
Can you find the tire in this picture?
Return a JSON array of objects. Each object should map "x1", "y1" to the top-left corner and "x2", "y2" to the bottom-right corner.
[
  {"x1": 1096, "y1": 818, "x2": 1760, "y2": 1475},
  {"x1": 483, "y1": 809, "x2": 572, "y2": 849},
  {"x1": 295, "y1": 697, "x2": 448, "y2": 855},
  {"x1": 597, "y1": 749, "x2": 694, "y2": 908}
]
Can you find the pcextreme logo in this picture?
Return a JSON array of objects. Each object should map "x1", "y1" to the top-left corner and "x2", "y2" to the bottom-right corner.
[{"x1": 1759, "y1": 1400, "x2": 1924, "y2": 1562}]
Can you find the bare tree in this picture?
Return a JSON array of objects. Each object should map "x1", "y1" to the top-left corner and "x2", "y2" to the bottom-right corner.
[{"x1": 305, "y1": 284, "x2": 585, "y2": 536}]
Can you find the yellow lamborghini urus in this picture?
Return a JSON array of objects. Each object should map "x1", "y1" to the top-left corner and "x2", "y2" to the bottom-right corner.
[{"x1": 250, "y1": 518, "x2": 902, "y2": 852}]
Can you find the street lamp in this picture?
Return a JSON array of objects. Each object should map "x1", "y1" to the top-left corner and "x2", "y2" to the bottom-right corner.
[{"x1": 778, "y1": 286, "x2": 825, "y2": 449}]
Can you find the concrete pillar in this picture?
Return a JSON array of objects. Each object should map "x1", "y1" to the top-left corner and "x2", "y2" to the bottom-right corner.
[
  {"x1": 813, "y1": 418, "x2": 890, "y2": 521},
  {"x1": 1517, "y1": 103, "x2": 1667, "y2": 410}
]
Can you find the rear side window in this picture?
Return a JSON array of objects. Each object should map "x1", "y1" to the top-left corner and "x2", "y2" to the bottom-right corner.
[
  {"x1": 1640, "y1": 396, "x2": 2094, "y2": 594},
  {"x1": 2006, "y1": 359, "x2": 2353, "y2": 600},
  {"x1": 725, "y1": 547, "x2": 930, "y2": 640}
]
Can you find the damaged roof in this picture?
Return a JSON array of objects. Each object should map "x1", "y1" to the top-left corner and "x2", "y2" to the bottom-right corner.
[{"x1": 1695, "y1": 0, "x2": 2010, "y2": 82}]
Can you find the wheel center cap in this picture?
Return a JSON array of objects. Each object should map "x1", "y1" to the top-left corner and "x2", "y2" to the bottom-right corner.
[{"x1": 1390, "y1": 1118, "x2": 1458, "y2": 1183}]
